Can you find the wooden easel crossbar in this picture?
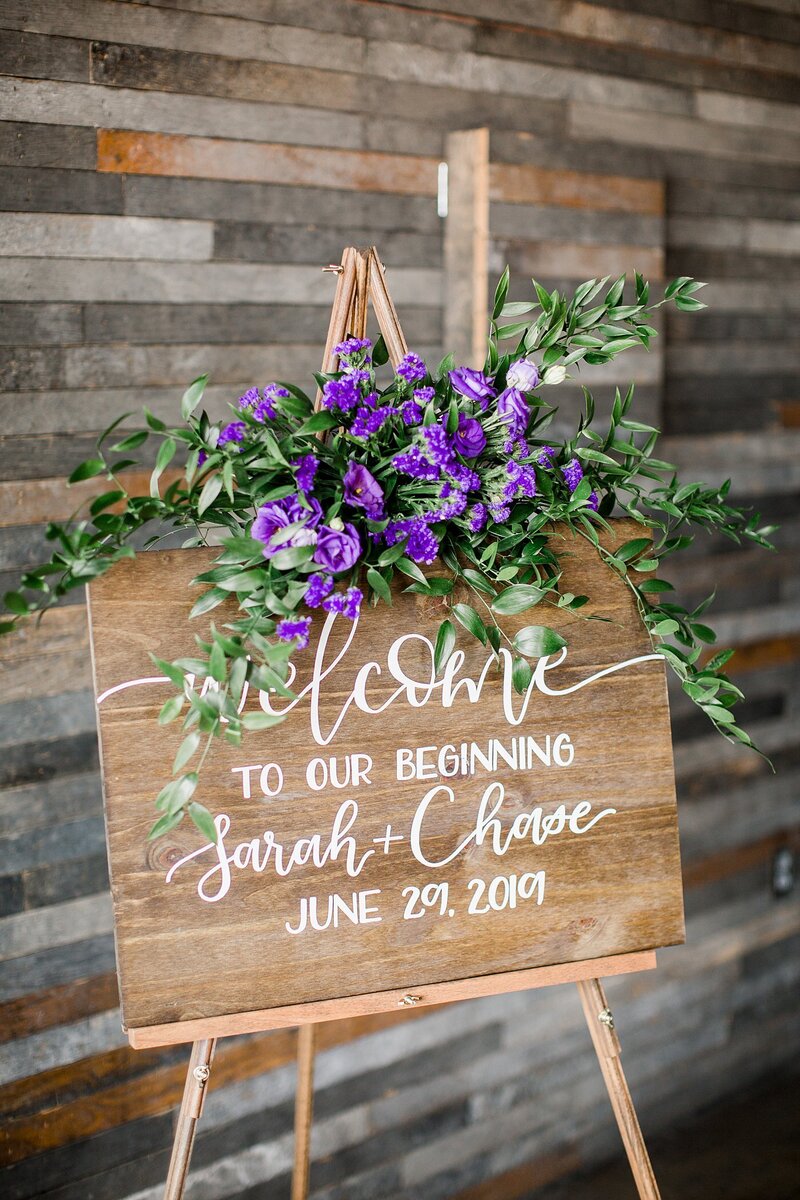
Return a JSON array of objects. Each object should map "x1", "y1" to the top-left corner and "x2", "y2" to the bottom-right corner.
[{"x1": 156, "y1": 245, "x2": 663, "y2": 1200}]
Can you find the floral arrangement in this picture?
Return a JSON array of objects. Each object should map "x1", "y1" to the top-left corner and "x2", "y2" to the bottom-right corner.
[{"x1": 1, "y1": 270, "x2": 774, "y2": 842}]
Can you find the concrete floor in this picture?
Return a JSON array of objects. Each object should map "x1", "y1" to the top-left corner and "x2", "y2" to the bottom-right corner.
[{"x1": 530, "y1": 1061, "x2": 800, "y2": 1200}]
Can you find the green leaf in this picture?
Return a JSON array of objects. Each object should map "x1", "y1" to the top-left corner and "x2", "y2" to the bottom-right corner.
[
  {"x1": 298, "y1": 411, "x2": 338, "y2": 435},
  {"x1": 241, "y1": 710, "x2": 287, "y2": 731},
  {"x1": 512, "y1": 657, "x2": 533, "y2": 695},
  {"x1": 462, "y1": 568, "x2": 495, "y2": 595},
  {"x1": 491, "y1": 584, "x2": 545, "y2": 615},
  {"x1": 151, "y1": 436, "x2": 177, "y2": 497},
  {"x1": 209, "y1": 640, "x2": 227, "y2": 683},
  {"x1": 3, "y1": 591, "x2": 29, "y2": 615},
  {"x1": 395, "y1": 556, "x2": 427, "y2": 585},
  {"x1": 90, "y1": 489, "x2": 125, "y2": 516},
  {"x1": 616, "y1": 538, "x2": 652, "y2": 562},
  {"x1": 189, "y1": 587, "x2": 227, "y2": 618},
  {"x1": 181, "y1": 374, "x2": 209, "y2": 420},
  {"x1": 639, "y1": 579, "x2": 674, "y2": 593},
  {"x1": 434, "y1": 619, "x2": 456, "y2": 674},
  {"x1": 513, "y1": 625, "x2": 567, "y2": 657},
  {"x1": 197, "y1": 472, "x2": 223, "y2": 516},
  {"x1": 492, "y1": 265, "x2": 510, "y2": 320},
  {"x1": 367, "y1": 567, "x2": 392, "y2": 605},
  {"x1": 150, "y1": 655, "x2": 186, "y2": 690},
  {"x1": 158, "y1": 695, "x2": 184, "y2": 724},
  {"x1": 372, "y1": 334, "x2": 389, "y2": 367},
  {"x1": 173, "y1": 731, "x2": 200, "y2": 773},
  {"x1": 188, "y1": 800, "x2": 218, "y2": 843},
  {"x1": 148, "y1": 810, "x2": 183, "y2": 840},
  {"x1": 452, "y1": 603, "x2": 487, "y2": 645},
  {"x1": 68, "y1": 459, "x2": 106, "y2": 484},
  {"x1": 269, "y1": 545, "x2": 313, "y2": 572}
]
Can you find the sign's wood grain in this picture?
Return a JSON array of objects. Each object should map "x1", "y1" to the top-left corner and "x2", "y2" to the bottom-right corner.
[{"x1": 87, "y1": 521, "x2": 684, "y2": 1044}]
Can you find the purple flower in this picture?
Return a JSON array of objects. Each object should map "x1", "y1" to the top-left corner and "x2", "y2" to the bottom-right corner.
[
  {"x1": 276, "y1": 617, "x2": 312, "y2": 649},
  {"x1": 252, "y1": 494, "x2": 322, "y2": 558},
  {"x1": 506, "y1": 358, "x2": 539, "y2": 392},
  {"x1": 313, "y1": 522, "x2": 361, "y2": 573},
  {"x1": 350, "y1": 405, "x2": 395, "y2": 439},
  {"x1": 293, "y1": 454, "x2": 318, "y2": 496},
  {"x1": 449, "y1": 367, "x2": 495, "y2": 411},
  {"x1": 334, "y1": 336, "x2": 371, "y2": 358},
  {"x1": 393, "y1": 446, "x2": 440, "y2": 481},
  {"x1": 304, "y1": 572, "x2": 334, "y2": 607},
  {"x1": 407, "y1": 520, "x2": 439, "y2": 564},
  {"x1": 502, "y1": 460, "x2": 537, "y2": 502},
  {"x1": 414, "y1": 386, "x2": 435, "y2": 405},
  {"x1": 395, "y1": 353, "x2": 427, "y2": 385},
  {"x1": 423, "y1": 422, "x2": 455, "y2": 469},
  {"x1": 562, "y1": 458, "x2": 584, "y2": 493},
  {"x1": 449, "y1": 462, "x2": 481, "y2": 492},
  {"x1": 588, "y1": 489, "x2": 599, "y2": 512},
  {"x1": 343, "y1": 461, "x2": 385, "y2": 519},
  {"x1": 468, "y1": 503, "x2": 487, "y2": 532},
  {"x1": 322, "y1": 375, "x2": 363, "y2": 414},
  {"x1": 238, "y1": 387, "x2": 260, "y2": 411},
  {"x1": 218, "y1": 421, "x2": 246, "y2": 448},
  {"x1": 496, "y1": 387, "x2": 530, "y2": 437},
  {"x1": 322, "y1": 585, "x2": 363, "y2": 621},
  {"x1": 537, "y1": 445, "x2": 556, "y2": 468},
  {"x1": 197, "y1": 449, "x2": 207, "y2": 466},
  {"x1": 453, "y1": 414, "x2": 486, "y2": 459},
  {"x1": 243, "y1": 383, "x2": 289, "y2": 423},
  {"x1": 489, "y1": 502, "x2": 511, "y2": 524},
  {"x1": 401, "y1": 400, "x2": 424, "y2": 426}
]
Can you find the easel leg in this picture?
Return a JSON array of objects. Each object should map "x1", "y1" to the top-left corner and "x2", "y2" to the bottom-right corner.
[
  {"x1": 163, "y1": 1038, "x2": 217, "y2": 1200},
  {"x1": 292, "y1": 1023, "x2": 317, "y2": 1200},
  {"x1": 577, "y1": 979, "x2": 660, "y2": 1200}
]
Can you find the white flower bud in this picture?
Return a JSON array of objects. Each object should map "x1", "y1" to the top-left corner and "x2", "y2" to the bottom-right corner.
[
  {"x1": 542, "y1": 365, "x2": 567, "y2": 386},
  {"x1": 329, "y1": 516, "x2": 345, "y2": 531}
]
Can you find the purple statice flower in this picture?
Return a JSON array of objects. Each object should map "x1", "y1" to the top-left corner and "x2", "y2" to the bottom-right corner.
[
  {"x1": 496, "y1": 387, "x2": 530, "y2": 437},
  {"x1": 251, "y1": 383, "x2": 290, "y2": 422},
  {"x1": 449, "y1": 462, "x2": 481, "y2": 492},
  {"x1": 313, "y1": 522, "x2": 361, "y2": 574},
  {"x1": 537, "y1": 445, "x2": 556, "y2": 468},
  {"x1": 401, "y1": 399, "x2": 424, "y2": 426},
  {"x1": 197, "y1": 449, "x2": 207, "y2": 466},
  {"x1": 502, "y1": 460, "x2": 537, "y2": 502},
  {"x1": 449, "y1": 367, "x2": 495, "y2": 411},
  {"x1": 395, "y1": 353, "x2": 427, "y2": 385},
  {"x1": 252, "y1": 494, "x2": 322, "y2": 558},
  {"x1": 407, "y1": 519, "x2": 439, "y2": 564},
  {"x1": 218, "y1": 421, "x2": 246, "y2": 448},
  {"x1": 588, "y1": 490, "x2": 599, "y2": 512},
  {"x1": 427, "y1": 489, "x2": 467, "y2": 521},
  {"x1": 468, "y1": 503, "x2": 488, "y2": 532},
  {"x1": 334, "y1": 336, "x2": 371, "y2": 358},
  {"x1": 304, "y1": 572, "x2": 334, "y2": 607},
  {"x1": 343, "y1": 461, "x2": 384, "y2": 519},
  {"x1": 276, "y1": 616, "x2": 312, "y2": 649},
  {"x1": 293, "y1": 453, "x2": 318, "y2": 496},
  {"x1": 238, "y1": 387, "x2": 260, "y2": 411},
  {"x1": 453, "y1": 414, "x2": 486, "y2": 459},
  {"x1": 423, "y1": 422, "x2": 455, "y2": 469},
  {"x1": 322, "y1": 585, "x2": 363, "y2": 621},
  {"x1": 505, "y1": 358, "x2": 539, "y2": 392},
  {"x1": 393, "y1": 446, "x2": 441, "y2": 482},
  {"x1": 504, "y1": 435, "x2": 529, "y2": 457},
  {"x1": 322, "y1": 375, "x2": 363, "y2": 414},
  {"x1": 350, "y1": 405, "x2": 395, "y2": 439},
  {"x1": 562, "y1": 458, "x2": 584, "y2": 493},
  {"x1": 489, "y1": 502, "x2": 511, "y2": 524},
  {"x1": 414, "y1": 386, "x2": 435, "y2": 405}
]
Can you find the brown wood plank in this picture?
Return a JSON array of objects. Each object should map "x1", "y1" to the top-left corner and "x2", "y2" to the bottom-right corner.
[
  {"x1": 97, "y1": 130, "x2": 439, "y2": 195},
  {"x1": 0, "y1": 973, "x2": 119, "y2": 1046},
  {"x1": 490, "y1": 163, "x2": 664, "y2": 214}
]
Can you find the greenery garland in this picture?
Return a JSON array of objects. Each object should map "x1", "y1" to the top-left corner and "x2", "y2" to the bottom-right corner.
[{"x1": 1, "y1": 270, "x2": 775, "y2": 843}]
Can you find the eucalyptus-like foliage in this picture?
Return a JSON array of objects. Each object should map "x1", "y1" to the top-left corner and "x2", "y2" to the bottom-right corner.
[{"x1": 2, "y1": 271, "x2": 775, "y2": 843}]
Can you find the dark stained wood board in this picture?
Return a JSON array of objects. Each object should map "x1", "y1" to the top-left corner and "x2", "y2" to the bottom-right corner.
[{"x1": 86, "y1": 521, "x2": 684, "y2": 1044}]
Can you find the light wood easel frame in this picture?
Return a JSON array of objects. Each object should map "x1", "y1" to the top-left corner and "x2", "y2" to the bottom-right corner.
[{"x1": 161, "y1": 247, "x2": 661, "y2": 1200}]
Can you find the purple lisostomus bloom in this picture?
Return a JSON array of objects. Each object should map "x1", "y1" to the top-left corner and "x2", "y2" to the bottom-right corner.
[
  {"x1": 449, "y1": 367, "x2": 495, "y2": 411},
  {"x1": 323, "y1": 586, "x2": 363, "y2": 620},
  {"x1": 304, "y1": 572, "x2": 334, "y2": 608},
  {"x1": 496, "y1": 387, "x2": 530, "y2": 436},
  {"x1": 276, "y1": 616, "x2": 312, "y2": 649},
  {"x1": 453, "y1": 414, "x2": 486, "y2": 459},
  {"x1": 334, "y1": 336, "x2": 371, "y2": 358},
  {"x1": 562, "y1": 458, "x2": 584, "y2": 493},
  {"x1": 401, "y1": 399, "x2": 423, "y2": 426},
  {"x1": 406, "y1": 519, "x2": 439, "y2": 565},
  {"x1": 293, "y1": 453, "x2": 318, "y2": 496},
  {"x1": 537, "y1": 444, "x2": 556, "y2": 468},
  {"x1": 468, "y1": 503, "x2": 488, "y2": 532},
  {"x1": 252, "y1": 494, "x2": 322, "y2": 558},
  {"x1": 395, "y1": 352, "x2": 427, "y2": 384},
  {"x1": 505, "y1": 358, "x2": 539, "y2": 392},
  {"x1": 343, "y1": 460, "x2": 385, "y2": 519},
  {"x1": 313, "y1": 522, "x2": 361, "y2": 573}
]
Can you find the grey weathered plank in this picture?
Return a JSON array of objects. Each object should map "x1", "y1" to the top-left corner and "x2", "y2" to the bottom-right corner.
[
  {"x1": 491, "y1": 201, "x2": 663, "y2": 246},
  {"x1": 0, "y1": 932, "x2": 115, "y2": 1002},
  {"x1": 212, "y1": 224, "x2": 441, "y2": 266},
  {"x1": 0, "y1": 893, "x2": 112, "y2": 963},
  {"x1": 0, "y1": 213, "x2": 214, "y2": 260},
  {"x1": 0, "y1": 303, "x2": 82, "y2": 346},
  {"x1": 0, "y1": 165, "x2": 124, "y2": 214},
  {"x1": 21, "y1": 851, "x2": 109, "y2": 911},
  {"x1": 0, "y1": 120, "x2": 96, "y2": 168},
  {"x1": 0, "y1": 29, "x2": 89, "y2": 83}
]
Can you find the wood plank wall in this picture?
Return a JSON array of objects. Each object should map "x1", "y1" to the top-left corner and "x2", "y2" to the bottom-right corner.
[{"x1": 1, "y1": 2, "x2": 799, "y2": 1198}]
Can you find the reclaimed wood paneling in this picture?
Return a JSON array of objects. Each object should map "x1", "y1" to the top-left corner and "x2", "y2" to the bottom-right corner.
[{"x1": 0, "y1": 0, "x2": 798, "y2": 1197}]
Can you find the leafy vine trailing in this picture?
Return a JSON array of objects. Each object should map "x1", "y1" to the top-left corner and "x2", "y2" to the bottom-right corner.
[{"x1": 1, "y1": 270, "x2": 776, "y2": 842}]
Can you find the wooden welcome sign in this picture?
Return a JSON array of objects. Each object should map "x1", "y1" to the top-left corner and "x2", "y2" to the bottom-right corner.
[
  {"x1": 86, "y1": 248, "x2": 680, "y2": 1200},
  {"x1": 89, "y1": 530, "x2": 684, "y2": 1045}
]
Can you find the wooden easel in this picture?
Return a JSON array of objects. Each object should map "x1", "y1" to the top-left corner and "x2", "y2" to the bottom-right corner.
[{"x1": 161, "y1": 247, "x2": 662, "y2": 1200}]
